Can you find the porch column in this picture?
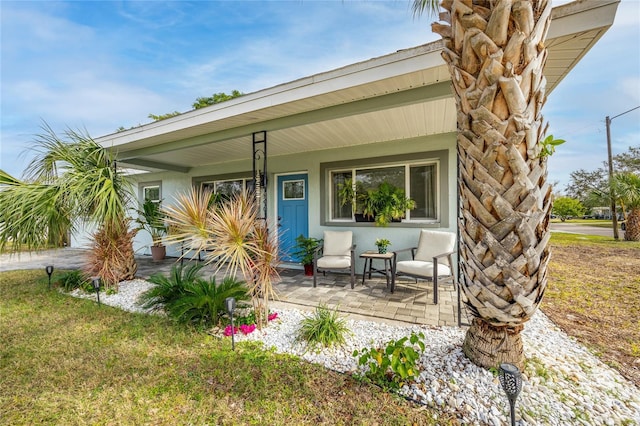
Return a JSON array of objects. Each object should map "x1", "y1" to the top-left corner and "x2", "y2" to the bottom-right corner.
[{"x1": 252, "y1": 131, "x2": 267, "y2": 221}]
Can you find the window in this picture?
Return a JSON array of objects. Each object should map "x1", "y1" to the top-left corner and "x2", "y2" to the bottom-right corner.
[
  {"x1": 283, "y1": 180, "x2": 305, "y2": 200},
  {"x1": 140, "y1": 183, "x2": 161, "y2": 203},
  {"x1": 328, "y1": 161, "x2": 439, "y2": 223},
  {"x1": 201, "y1": 178, "x2": 254, "y2": 198}
]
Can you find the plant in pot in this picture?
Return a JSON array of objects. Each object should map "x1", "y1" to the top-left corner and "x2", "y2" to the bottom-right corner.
[
  {"x1": 136, "y1": 198, "x2": 167, "y2": 261},
  {"x1": 362, "y1": 182, "x2": 416, "y2": 227},
  {"x1": 293, "y1": 234, "x2": 323, "y2": 276},
  {"x1": 375, "y1": 238, "x2": 391, "y2": 254}
]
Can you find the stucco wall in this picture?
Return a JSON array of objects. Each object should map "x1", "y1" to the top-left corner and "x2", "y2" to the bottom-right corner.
[{"x1": 117, "y1": 132, "x2": 457, "y2": 271}]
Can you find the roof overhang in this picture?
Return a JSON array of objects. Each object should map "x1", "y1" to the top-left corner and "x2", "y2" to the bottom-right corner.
[{"x1": 97, "y1": 0, "x2": 619, "y2": 173}]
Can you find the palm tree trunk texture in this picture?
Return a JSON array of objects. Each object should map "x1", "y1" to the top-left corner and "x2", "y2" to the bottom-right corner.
[
  {"x1": 432, "y1": 0, "x2": 553, "y2": 368},
  {"x1": 625, "y1": 208, "x2": 640, "y2": 241}
]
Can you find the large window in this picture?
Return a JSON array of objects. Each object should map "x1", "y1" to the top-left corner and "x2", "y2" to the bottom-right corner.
[{"x1": 328, "y1": 160, "x2": 439, "y2": 223}]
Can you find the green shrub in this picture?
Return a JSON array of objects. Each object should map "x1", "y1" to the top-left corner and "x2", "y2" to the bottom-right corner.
[
  {"x1": 353, "y1": 331, "x2": 425, "y2": 390},
  {"x1": 57, "y1": 270, "x2": 89, "y2": 292},
  {"x1": 168, "y1": 276, "x2": 249, "y2": 328},
  {"x1": 139, "y1": 263, "x2": 204, "y2": 309},
  {"x1": 297, "y1": 304, "x2": 350, "y2": 349}
]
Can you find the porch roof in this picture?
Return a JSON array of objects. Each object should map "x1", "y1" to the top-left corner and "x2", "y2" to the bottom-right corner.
[{"x1": 97, "y1": 0, "x2": 619, "y2": 174}]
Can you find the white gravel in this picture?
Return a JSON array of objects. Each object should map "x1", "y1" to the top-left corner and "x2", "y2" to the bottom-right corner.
[{"x1": 71, "y1": 279, "x2": 640, "y2": 426}]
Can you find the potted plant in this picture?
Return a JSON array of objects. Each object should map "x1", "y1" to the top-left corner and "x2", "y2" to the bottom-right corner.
[
  {"x1": 339, "y1": 180, "x2": 415, "y2": 226},
  {"x1": 293, "y1": 234, "x2": 323, "y2": 276},
  {"x1": 375, "y1": 238, "x2": 391, "y2": 254},
  {"x1": 136, "y1": 198, "x2": 167, "y2": 261}
]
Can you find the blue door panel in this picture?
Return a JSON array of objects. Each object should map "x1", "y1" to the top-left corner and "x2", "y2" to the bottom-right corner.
[{"x1": 277, "y1": 174, "x2": 308, "y2": 262}]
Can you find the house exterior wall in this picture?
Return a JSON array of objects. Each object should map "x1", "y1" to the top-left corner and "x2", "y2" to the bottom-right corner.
[{"x1": 127, "y1": 131, "x2": 457, "y2": 271}]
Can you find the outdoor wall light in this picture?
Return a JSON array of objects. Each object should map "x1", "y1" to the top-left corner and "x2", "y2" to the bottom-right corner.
[
  {"x1": 499, "y1": 363, "x2": 522, "y2": 426},
  {"x1": 45, "y1": 265, "x2": 54, "y2": 290},
  {"x1": 225, "y1": 297, "x2": 237, "y2": 351},
  {"x1": 91, "y1": 277, "x2": 101, "y2": 306}
]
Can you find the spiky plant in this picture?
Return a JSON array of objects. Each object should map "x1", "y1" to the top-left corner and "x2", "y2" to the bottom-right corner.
[
  {"x1": 164, "y1": 189, "x2": 280, "y2": 329},
  {"x1": 85, "y1": 219, "x2": 138, "y2": 290}
]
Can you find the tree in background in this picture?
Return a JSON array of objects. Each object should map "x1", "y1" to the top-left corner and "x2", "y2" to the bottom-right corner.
[
  {"x1": 566, "y1": 145, "x2": 640, "y2": 208},
  {"x1": 552, "y1": 197, "x2": 585, "y2": 222},
  {"x1": 0, "y1": 125, "x2": 136, "y2": 289},
  {"x1": 611, "y1": 172, "x2": 640, "y2": 241},
  {"x1": 414, "y1": 0, "x2": 555, "y2": 369},
  {"x1": 149, "y1": 91, "x2": 244, "y2": 122}
]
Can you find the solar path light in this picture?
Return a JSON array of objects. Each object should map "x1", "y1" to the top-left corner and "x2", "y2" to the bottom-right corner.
[
  {"x1": 45, "y1": 265, "x2": 54, "y2": 290},
  {"x1": 499, "y1": 363, "x2": 522, "y2": 426},
  {"x1": 91, "y1": 277, "x2": 101, "y2": 306},
  {"x1": 225, "y1": 297, "x2": 237, "y2": 351}
]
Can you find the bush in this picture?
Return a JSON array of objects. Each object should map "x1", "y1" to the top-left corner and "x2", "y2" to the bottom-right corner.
[
  {"x1": 353, "y1": 332, "x2": 425, "y2": 390},
  {"x1": 297, "y1": 304, "x2": 350, "y2": 349},
  {"x1": 168, "y1": 276, "x2": 249, "y2": 328},
  {"x1": 57, "y1": 270, "x2": 89, "y2": 292},
  {"x1": 139, "y1": 263, "x2": 204, "y2": 310}
]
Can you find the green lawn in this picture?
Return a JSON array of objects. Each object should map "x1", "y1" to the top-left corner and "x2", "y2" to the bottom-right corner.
[{"x1": 0, "y1": 270, "x2": 452, "y2": 425}]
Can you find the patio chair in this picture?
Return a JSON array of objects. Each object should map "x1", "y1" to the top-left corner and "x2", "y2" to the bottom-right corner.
[
  {"x1": 313, "y1": 231, "x2": 356, "y2": 289},
  {"x1": 393, "y1": 229, "x2": 456, "y2": 304}
]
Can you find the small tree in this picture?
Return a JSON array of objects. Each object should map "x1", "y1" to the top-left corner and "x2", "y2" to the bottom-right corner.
[
  {"x1": 552, "y1": 197, "x2": 586, "y2": 222},
  {"x1": 611, "y1": 172, "x2": 640, "y2": 241},
  {"x1": 163, "y1": 188, "x2": 280, "y2": 329}
]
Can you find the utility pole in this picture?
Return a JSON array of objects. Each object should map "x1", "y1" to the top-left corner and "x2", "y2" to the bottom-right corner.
[{"x1": 605, "y1": 105, "x2": 640, "y2": 240}]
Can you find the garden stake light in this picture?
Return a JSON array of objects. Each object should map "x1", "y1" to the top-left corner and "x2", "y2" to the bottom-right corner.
[
  {"x1": 225, "y1": 297, "x2": 237, "y2": 351},
  {"x1": 91, "y1": 277, "x2": 101, "y2": 306},
  {"x1": 499, "y1": 363, "x2": 522, "y2": 426},
  {"x1": 45, "y1": 265, "x2": 54, "y2": 290}
]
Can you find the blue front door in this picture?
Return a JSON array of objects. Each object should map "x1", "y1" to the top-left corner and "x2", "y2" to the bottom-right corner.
[{"x1": 277, "y1": 174, "x2": 308, "y2": 262}]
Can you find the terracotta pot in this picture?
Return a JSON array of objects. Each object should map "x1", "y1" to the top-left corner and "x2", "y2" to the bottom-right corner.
[
  {"x1": 303, "y1": 263, "x2": 314, "y2": 276},
  {"x1": 150, "y1": 245, "x2": 166, "y2": 261}
]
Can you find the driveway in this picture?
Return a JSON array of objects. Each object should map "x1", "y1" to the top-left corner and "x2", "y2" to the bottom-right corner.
[{"x1": 550, "y1": 222, "x2": 621, "y2": 237}]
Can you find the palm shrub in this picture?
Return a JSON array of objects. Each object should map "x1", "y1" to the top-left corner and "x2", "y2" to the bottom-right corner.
[
  {"x1": 0, "y1": 125, "x2": 136, "y2": 290},
  {"x1": 139, "y1": 263, "x2": 205, "y2": 310},
  {"x1": 297, "y1": 304, "x2": 350, "y2": 349},
  {"x1": 168, "y1": 276, "x2": 249, "y2": 328}
]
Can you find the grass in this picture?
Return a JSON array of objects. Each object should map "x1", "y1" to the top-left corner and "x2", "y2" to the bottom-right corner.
[
  {"x1": 545, "y1": 232, "x2": 640, "y2": 386},
  {"x1": 0, "y1": 270, "x2": 453, "y2": 425}
]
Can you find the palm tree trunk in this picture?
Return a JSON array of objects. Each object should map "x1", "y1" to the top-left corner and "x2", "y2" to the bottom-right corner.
[
  {"x1": 431, "y1": 0, "x2": 553, "y2": 367},
  {"x1": 624, "y1": 208, "x2": 640, "y2": 241}
]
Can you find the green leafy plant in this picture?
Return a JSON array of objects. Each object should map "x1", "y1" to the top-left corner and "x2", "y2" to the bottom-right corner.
[
  {"x1": 293, "y1": 234, "x2": 323, "y2": 266},
  {"x1": 168, "y1": 276, "x2": 249, "y2": 328},
  {"x1": 353, "y1": 331, "x2": 425, "y2": 390},
  {"x1": 297, "y1": 304, "x2": 350, "y2": 349},
  {"x1": 361, "y1": 182, "x2": 416, "y2": 227},
  {"x1": 56, "y1": 270, "x2": 89, "y2": 292},
  {"x1": 539, "y1": 134, "x2": 566, "y2": 159},
  {"x1": 139, "y1": 263, "x2": 205, "y2": 309},
  {"x1": 136, "y1": 198, "x2": 167, "y2": 246},
  {"x1": 375, "y1": 238, "x2": 391, "y2": 253}
]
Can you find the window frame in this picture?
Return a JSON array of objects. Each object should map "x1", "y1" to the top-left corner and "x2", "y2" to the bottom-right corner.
[
  {"x1": 139, "y1": 181, "x2": 162, "y2": 203},
  {"x1": 320, "y1": 150, "x2": 449, "y2": 227}
]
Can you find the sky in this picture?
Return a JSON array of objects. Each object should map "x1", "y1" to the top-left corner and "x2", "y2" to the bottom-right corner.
[{"x1": 1, "y1": 0, "x2": 639, "y2": 191}]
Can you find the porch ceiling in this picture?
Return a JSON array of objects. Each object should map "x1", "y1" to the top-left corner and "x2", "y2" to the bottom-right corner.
[{"x1": 99, "y1": 0, "x2": 618, "y2": 173}]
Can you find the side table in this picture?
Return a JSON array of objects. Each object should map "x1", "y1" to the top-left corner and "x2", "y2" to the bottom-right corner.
[{"x1": 359, "y1": 251, "x2": 396, "y2": 292}]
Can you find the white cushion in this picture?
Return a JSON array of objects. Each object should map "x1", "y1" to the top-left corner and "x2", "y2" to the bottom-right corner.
[
  {"x1": 322, "y1": 231, "x2": 353, "y2": 256},
  {"x1": 414, "y1": 230, "x2": 456, "y2": 267},
  {"x1": 396, "y1": 260, "x2": 451, "y2": 278},
  {"x1": 317, "y1": 255, "x2": 351, "y2": 269}
]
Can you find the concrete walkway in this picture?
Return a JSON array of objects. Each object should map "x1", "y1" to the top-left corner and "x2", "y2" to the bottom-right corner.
[{"x1": 0, "y1": 248, "x2": 469, "y2": 327}]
